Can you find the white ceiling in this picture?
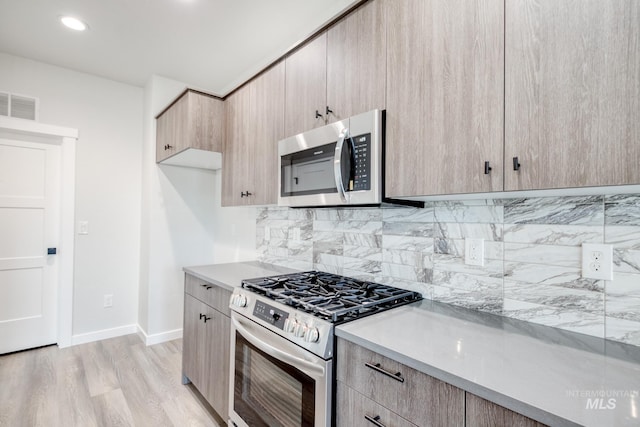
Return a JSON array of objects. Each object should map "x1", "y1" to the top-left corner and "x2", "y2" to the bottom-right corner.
[{"x1": 0, "y1": 0, "x2": 357, "y2": 96}]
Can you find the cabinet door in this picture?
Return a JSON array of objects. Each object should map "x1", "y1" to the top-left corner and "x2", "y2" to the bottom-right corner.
[
  {"x1": 466, "y1": 393, "x2": 547, "y2": 427},
  {"x1": 188, "y1": 92, "x2": 225, "y2": 153},
  {"x1": 201, "y1": 309, "x2": 231, "y2": 421},
  {"x1": 156, "y1": 92, "x2": 188, "y2": 162},
  {"x1": 385, "y1": 0, "x2": 504, "y2": 197},
  {"x1": 505, "y1": 0, "x2": 640, "y2": 190},
  {"x1": 284, "y1": 33, "x2": 327, "y2": 137},
  {"x1": 222, "y1": 86, "x2": 250, "y2": 206},
  {"x1": 326, "y1": 0, "x2": 386, "y2": 122},
  {"x1": 182, "y1": 294, "x2": 206, "y2": 393},
  {"x1": 247, "y1": 62, "x2": 285, "y2": 206}
]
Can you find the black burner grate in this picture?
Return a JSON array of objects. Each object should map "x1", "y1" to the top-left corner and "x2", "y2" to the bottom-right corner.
[{"x1": 242, "y1": 271, "x2": 422, "y2": 323}]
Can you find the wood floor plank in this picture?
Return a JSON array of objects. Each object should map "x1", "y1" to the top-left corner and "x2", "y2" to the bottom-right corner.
[
  {"x1": 92, "y1": 388, "x2": 136, "y2": 427},
  {"x1": 22, "y1": 345, "x2": 60, "y2": 427},
  {"x1": 55, "y1": 350, "x2": 99, "y2": 427},
  {"x1": 102, "y1": 340, "x2": 174, "y2": 426},
  {"x1": 80, "y1": 340, "x2": 120, "y2": 397},
  {"x1": 0, "y1": 348, "x2": 31, "y2": 426}
]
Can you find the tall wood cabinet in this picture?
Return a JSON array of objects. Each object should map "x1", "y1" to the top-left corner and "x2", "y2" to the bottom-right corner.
[
  {"x1": 505, "y1": 0, "x2": 640, "y2": 191},
  {"x1": 384, "y1": 0, "x2": 505, "y2": 198},
  {"x1": 222, "y1": 61, "x2": 285, "y2": 206},
  {"x1": 156, "y1": 90, "x2": 225, "y2": 163},
  {"x1": 182, "y1": 274, "x2": 231, "y2": 421},
  {"x1": 326, "y1": 0, "x2": 386, "y2": 122},
  {"x1": 284, "y1": 0, "x2": 386, "y2": 137}
]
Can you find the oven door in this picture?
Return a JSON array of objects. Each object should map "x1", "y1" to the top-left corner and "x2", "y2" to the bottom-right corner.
[{"x1": 229, "y1": 311, "x2": 332, "y2": 427}]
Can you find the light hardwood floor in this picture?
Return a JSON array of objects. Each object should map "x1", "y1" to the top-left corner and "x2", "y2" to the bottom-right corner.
[{"x1": 0, "y1": 335, "x2": 223, "y2": 427}]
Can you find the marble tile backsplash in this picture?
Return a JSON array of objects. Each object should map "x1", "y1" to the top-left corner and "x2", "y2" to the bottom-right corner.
[{"x1": 256, "y1": 195, "x2": 640, "y2": 347}]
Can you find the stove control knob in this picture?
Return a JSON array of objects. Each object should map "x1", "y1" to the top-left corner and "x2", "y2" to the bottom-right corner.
[
  {"x1": 232, "y1": 294, "x2": 248, "y2": 308},
  {"x1": 304, "y1": 327, "x2": 320, "y2": 343},
  {"x1": 294, "y1": 322, "x2": 306, "y2": 338},
  {"x1": 283, "y1": 318, "x2": 296, "y2": 333}
]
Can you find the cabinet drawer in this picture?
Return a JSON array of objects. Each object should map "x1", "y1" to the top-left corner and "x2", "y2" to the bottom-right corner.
[
  {"x1": 185, "y1": 274, "x2": 231, "y2": 316},
  {"x1": 337, "y1": 338, "x2": 464, "y2": 426},
  {"x1": 337, "y1": 382, "x2": 417, "y2": 427}
]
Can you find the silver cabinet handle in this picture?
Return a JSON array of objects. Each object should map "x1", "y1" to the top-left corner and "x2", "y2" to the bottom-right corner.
[
  {"x1": 334, "y1": 128, "x2": 350, "y2": 203},
  {"x1": 364, "y1": 362, "x2": 405, "y2": 383},
  {"x1": 365, "y1": 415, "x2": 386, "y2": 427}
]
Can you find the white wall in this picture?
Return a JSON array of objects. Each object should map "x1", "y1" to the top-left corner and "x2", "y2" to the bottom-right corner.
[
  {"x1": 0, "y1": 52, "x2": 143, "y2": 336},
  {"x1": 139, "y1": 75, "x2": 256, "y2": 340}
]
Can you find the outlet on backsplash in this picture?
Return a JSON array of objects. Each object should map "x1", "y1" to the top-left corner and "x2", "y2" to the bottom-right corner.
[
  {"x1": 465, "y1": 238, "x2": 484, "y2": 267},
  {"x1": 581, "y1": 243, "x2": 613, "y2": 281}
]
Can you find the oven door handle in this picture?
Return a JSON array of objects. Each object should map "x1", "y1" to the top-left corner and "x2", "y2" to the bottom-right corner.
[
  {"x1": 333, "y1": 127, "x2": 350, "y2": 203},
  {"x1": 232, "y1": 314, "x2": 326, "y2": 377}
]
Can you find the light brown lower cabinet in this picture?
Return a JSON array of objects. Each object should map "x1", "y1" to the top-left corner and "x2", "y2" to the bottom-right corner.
[
  {"x1": 337, "y1": 338, "x2": 464, "y2": 426},
  {"x1": 466, "y1": 393, "x2": 547, "y2": 427},
  {"x1": 182, "y1": 276, "x2": 231, "y2": 421}
]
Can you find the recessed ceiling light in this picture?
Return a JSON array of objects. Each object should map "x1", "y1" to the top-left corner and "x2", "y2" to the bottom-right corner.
[{"x1": 60, "y1": 16, "x2": 88, "y2": 31}]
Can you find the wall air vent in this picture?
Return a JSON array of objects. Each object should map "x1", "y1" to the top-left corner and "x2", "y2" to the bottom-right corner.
[{"x1": 0, "y1": 92, "x2": 39, "y2": 121}]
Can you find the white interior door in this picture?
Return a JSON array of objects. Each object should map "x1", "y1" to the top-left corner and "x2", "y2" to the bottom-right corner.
[{"x1": 0, "y1": 137, "x2": 60, "y2": 354}]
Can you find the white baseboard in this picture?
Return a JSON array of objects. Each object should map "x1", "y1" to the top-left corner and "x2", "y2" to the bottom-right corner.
[
  {"x1": 136, "y1": 326, "x2": 183, "y2": 346},
  {"x1": 71, "y1": 324, "x2": 138, "y2": 346}
]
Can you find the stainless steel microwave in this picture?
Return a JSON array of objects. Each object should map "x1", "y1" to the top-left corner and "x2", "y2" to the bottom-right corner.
[{"x1": 278, "y1": 109, "x2": 383, "y2": 207}]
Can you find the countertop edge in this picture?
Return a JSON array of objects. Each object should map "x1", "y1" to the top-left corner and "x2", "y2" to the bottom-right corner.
[
  {"x1": 182, "y1": 266, "x2": 235, "y2": 291},
  {"x1": 335, "y1": 328, "x2": 582, "y2": 427}
]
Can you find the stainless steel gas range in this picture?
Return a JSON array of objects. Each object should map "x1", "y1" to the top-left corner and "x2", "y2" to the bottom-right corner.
[{"x1": 227, "y1": 271, "x2": 422, "y2": 427}]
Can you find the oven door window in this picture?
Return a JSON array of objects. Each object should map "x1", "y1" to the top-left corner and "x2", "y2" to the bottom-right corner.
[
  {"x1": 234, "y1": 332, "x2": 315, "y2": 427},
  {"x1": 280, "y1": 142, "x2": 338, "y2": 197}
]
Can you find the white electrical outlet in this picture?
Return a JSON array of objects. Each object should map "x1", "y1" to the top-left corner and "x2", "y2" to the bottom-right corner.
[
  {"x1": 264, "y1": 226, "x2": 271, "y2": 241},
  {"x1": 582, "y1": 243, "x2": 613, "y2": 280},
  {"x1": 465, "y1": 238, "x2": 485, "y2": 266},
  {"x1": 104, "y1": 294, "x2": 113, "y2": 308}
]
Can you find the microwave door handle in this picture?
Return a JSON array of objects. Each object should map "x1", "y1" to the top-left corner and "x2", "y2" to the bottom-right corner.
[
  {"x1": 334, "y1": 128, "x2": 350, "y2": 203},
  {"x1": 232, "y1": 314, "x2": 325, "y2": 378}
]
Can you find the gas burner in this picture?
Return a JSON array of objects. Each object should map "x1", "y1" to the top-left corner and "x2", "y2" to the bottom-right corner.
[{"x1": 242, "y1": 271, "x2": 422, "y2": 323}]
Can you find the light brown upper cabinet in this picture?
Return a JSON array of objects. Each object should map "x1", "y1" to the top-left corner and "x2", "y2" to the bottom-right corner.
[
  {"x1": 505, "y1": 0, "x2": 640, "y2": 191},
  {"x1": 284, "y1": 0, "x2": 387, "y2": 137},
  {"x1": 284, "y1": 34, "x2": 327, "y2": 137},
  {"x1": 222, "y1": 62, "x2": 285, "y2": 207},
  {"x1": 156, "y1": 90, "x2": 225, "y2": 166},
  {"x1": 326, "y1": 0, "x2": 386, "y2": 122},
  {"x1": 384, "y1": 0, "x2": 505, "y2": 198}
]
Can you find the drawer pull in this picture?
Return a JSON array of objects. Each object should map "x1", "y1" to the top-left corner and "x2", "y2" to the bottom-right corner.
[
  {"x1": 365, "y1": 415, "x2": 386, "y2": 427},
  {"x1": 364, "y1": 362, "x2": 405, "y2": 383},
  {"x1": 199, "y1": 284, "x2": 213, "y2": 290}
]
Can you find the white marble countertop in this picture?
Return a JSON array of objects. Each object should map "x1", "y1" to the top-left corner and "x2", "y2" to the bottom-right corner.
[
  {"x1": 336, "y1": 300, "x2": 640, "y2": 427},
  {"x1": 183, "y1": 261, "x2": 297, "y2": 291}
]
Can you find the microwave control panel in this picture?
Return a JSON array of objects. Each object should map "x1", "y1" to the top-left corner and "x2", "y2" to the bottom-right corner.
[{"x1": 351, "y1": 133, "x2": 371, "y2": 192}]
